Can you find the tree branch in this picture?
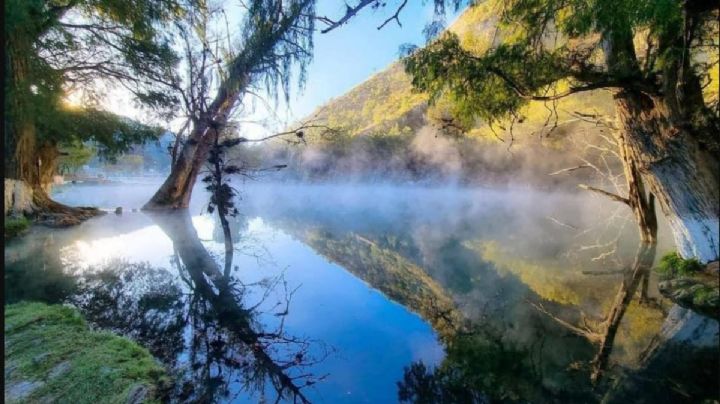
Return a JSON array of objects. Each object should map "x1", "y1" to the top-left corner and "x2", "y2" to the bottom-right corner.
[
  {"x1": 377, "y1": 0, "x2": 408, "y2": 30},
  {"x1": 578, "y1": 184, "x2": 630, "y2": 205},
  {"x1": 317, "y1": 0, "x2": 377, "y2": 34}
]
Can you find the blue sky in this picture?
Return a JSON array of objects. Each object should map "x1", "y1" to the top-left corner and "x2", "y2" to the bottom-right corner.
[
  {"x1": 84, "y1": 1, "x2": 462, "y2": 137},
  {"x1": 290, "y1": 1, "x2": 452, "y2": 117},
  {"x1": 237, "y1": 0, "x2": 462, "y2": 137}
]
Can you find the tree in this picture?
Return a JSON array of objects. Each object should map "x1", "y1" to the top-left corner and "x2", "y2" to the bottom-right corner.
[
  {"x1": 318, "y1": 0, "x2": 720, "y2": 263},
  {"x1": 142, "y1": 0, "x2": 316, "y2": 209},
  {"x1": 405, "y1": 1, "x2": 719, "y2": 262},
  {"x1": 4, "y1": 0, "x2": 182, "y2": 213}
]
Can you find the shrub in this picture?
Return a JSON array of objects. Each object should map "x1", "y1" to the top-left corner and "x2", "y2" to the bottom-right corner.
[
  {"x1": 656, "y1": 252, "x2": 703, "y2": 278},
  {"x1": 5, "y1": 216, "x2": 30, "y2": 238}
]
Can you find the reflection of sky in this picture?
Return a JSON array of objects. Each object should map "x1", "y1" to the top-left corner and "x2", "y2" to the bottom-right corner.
[
  {"x1": 232, "y1": 218, "x2": 444, "y2": 401},
  {"x1": 51, "y1": 209, "x2": 443, "y2": 403},
  {"x1": 38, "y1": 182, "x2": 686, "y2": 402}
]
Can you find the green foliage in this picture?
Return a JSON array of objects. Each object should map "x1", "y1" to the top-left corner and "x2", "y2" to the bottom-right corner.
[
  {"x1": 4, "y1": 0, "x2": 183, "y2": 181},
  {"x1": 41, "y1": 107, "x2": 163, "y2": 161},
  {"x1": 58, "y1": 143, "x2": 96, "y2": 174},
  {"x1": 4, "y1": 302, "x2": 167, "y2": 403},
  {"x1": 656, "y1": 251, "x2": 704, "y2": 278},
  {"x1": 397, "y1": 330, "x2": 545, "y2": 403},
  {"x1": 234, "y1": 0, "x2": 316, "y2": 104},
  {"x1": 401, "y1": 0, "x2": 718, "y2": 131},
  {"x1": 5, "y1": 217, "x2": 31, "y2": 239}
]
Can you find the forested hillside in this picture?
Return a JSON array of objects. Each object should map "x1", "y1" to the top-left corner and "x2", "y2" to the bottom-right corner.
[{"x1": 241, "y1": 0, "x2": 717, "y2": 188}]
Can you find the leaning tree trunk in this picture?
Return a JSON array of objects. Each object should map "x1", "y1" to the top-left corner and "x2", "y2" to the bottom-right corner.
[
  {"x1": 615, "y1": 89, "x2": 719, "y2": 262},
  {"x1": 616, "y1": 130, "x2": 658, "y2": 244},
  {"x1": 142, "y1": 122, "x2": 215, "y2": 210},
  {"x1": 143, "y1": 81, "x2": 242, "y2": 210}
]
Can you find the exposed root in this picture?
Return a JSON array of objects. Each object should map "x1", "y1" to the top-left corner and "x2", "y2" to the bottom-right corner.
[{"x1": 32, "y1": 189, "x2": 105, "y2": 228}]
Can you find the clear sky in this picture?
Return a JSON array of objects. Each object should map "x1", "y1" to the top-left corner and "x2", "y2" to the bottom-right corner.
[{"x1": 83, "y1": 1, "x2": 462, "y2": 138}]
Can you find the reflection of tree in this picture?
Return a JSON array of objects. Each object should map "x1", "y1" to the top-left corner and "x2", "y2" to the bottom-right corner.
[
  {"x1": 397, "y1": 327, "x2": 593, "y2": 403},
  {"x1": 532, "y1": 243, "x2": 657, "y2": 382},
  {"x1": 150, "y1": 211, "x2": 325, "y2": 403},
  {"x1": 70, "y1": 262, "x2": 187, "y2": 366}
]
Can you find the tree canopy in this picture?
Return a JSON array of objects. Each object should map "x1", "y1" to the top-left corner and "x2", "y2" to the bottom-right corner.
[
  {"x1": 401, "y1": 0, "x2": 719, "y2": 146},
  {"x1": 4, "y1": 0, "x2": 186, "y2": 185}
]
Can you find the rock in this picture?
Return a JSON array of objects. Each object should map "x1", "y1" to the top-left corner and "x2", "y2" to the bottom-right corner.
[
  {"x1": 706, "y1": 261, "x2": 719, "y2": 275},
  {"x1": 5, "y1": 380, "x2": 45, "y2": 402},
  {"x1": 48, "y1": 361, "x2": 71, "y2": 380},
  {"x1": 115, "y1": 207, "x2": 123, "y2": 215},
  {"x1": 125, "y1": 384, "x2": 148, "y2": 404},
  {"x1": 659, "y1": 276, "x2": 719, "y2": 320}
]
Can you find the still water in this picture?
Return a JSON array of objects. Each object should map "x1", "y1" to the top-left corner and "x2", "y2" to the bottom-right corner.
[{"x1": 5, "y1": 180, "x2": 719, "y2": 403}]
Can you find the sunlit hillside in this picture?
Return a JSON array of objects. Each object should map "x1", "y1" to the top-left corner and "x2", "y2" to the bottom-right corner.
[
  {"x1": 303, "y1": 1, "x2": 617, "y2": 146},
  {"x1": 303, "y1": 0, "x2": 717, "y2": 146}
]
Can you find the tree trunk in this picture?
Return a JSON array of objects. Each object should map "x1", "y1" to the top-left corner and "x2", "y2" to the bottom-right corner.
[
  {"x1": 142, "y1": 124, "x2": 215, "y2": 210},
  {"x1": 5, "y1": 32, "x2": 99, "y2": 223},
  {"x1": 615, "y1": 90, "x2": 719, "y2": 262},
  {"x1": 5, "y1": 33, "x2": 40, "y2": 188},
  {"x1": 616, "y1": 131, "x2": 658, "y2": 244},
  {"x1": 144, "y1": 88, "x2": 239, "y2": 210}
]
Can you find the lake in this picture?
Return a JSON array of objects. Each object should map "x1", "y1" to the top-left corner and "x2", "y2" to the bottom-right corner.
[{"x1": 5, "y1": 179, "x2": 718, "y2": 403}]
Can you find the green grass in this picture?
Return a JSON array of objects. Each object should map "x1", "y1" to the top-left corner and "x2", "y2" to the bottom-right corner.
[
  {"x1": 655, "y1": 252, "x2": 704, "y2": 279},
  {"x1": 4, "y1": 302, "x2": 168, "y2": 404},
  {"x1": 4, "y1": 216, "x2": 30, "y2": 239}
]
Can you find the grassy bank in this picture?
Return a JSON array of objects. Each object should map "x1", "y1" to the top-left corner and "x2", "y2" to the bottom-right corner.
[
  {"x1": 4, "y1": 216, "x2": 30, "y2": 239},
  {"x1": 4, "y1": 302, "x2": 168, "y2": 403}
]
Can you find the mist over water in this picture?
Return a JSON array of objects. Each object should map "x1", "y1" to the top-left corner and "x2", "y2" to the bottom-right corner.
[{"x1": 6, "y1": 178, "x2": 718, "y2": 403}]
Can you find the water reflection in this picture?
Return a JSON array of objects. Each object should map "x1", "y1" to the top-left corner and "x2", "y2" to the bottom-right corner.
[
  {"x1": 530, "y1": 243, "x2": 658, "y2": 382},
  {"x1": 238, "y1": 186, "x2": 718, "y2": 403},
  {"x1": 6, "y1": 211, "x2": 330, "y2": 403},
  {"x1": 149, "y1": 211, "x2": 326, "y2": 403},
  {"x1": 5, "y1": 183, "x2": 719, "y2": 403}
]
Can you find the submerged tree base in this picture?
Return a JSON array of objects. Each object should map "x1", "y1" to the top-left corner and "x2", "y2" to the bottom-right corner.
[{"x1": 4, "y1": 302, "x2": 168, "y2": 403}]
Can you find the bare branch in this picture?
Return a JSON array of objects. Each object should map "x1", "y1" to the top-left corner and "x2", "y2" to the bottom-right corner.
[
  {"x1": 378, "y1": 0, "x2": 409, "y2": 30},
  {"x1": 578, "y1": 184, "x2": 630, "y2": 206},
  {"x1": 548, "y1": 164, "x2": 590, "y2": 176}
]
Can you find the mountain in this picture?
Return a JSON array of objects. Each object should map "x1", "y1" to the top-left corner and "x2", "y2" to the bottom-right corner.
[
  {"x1": 303, "y1": 0, "x2": 616, "y2": 143},
  {"x1": 244, "y1": 1, "x2": 716, "y2": 186}
]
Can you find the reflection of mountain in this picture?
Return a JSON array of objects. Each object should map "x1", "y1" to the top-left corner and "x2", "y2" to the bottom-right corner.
[
  {"x1": 252, "y1": 203, "x2": 715, "y2": 401},
  {"x1": 260, "y1": 214, "x2": 598, "y2": 396},
  {"x1": 291, "y1": 226, "x2": 462, "y2": 341}
]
